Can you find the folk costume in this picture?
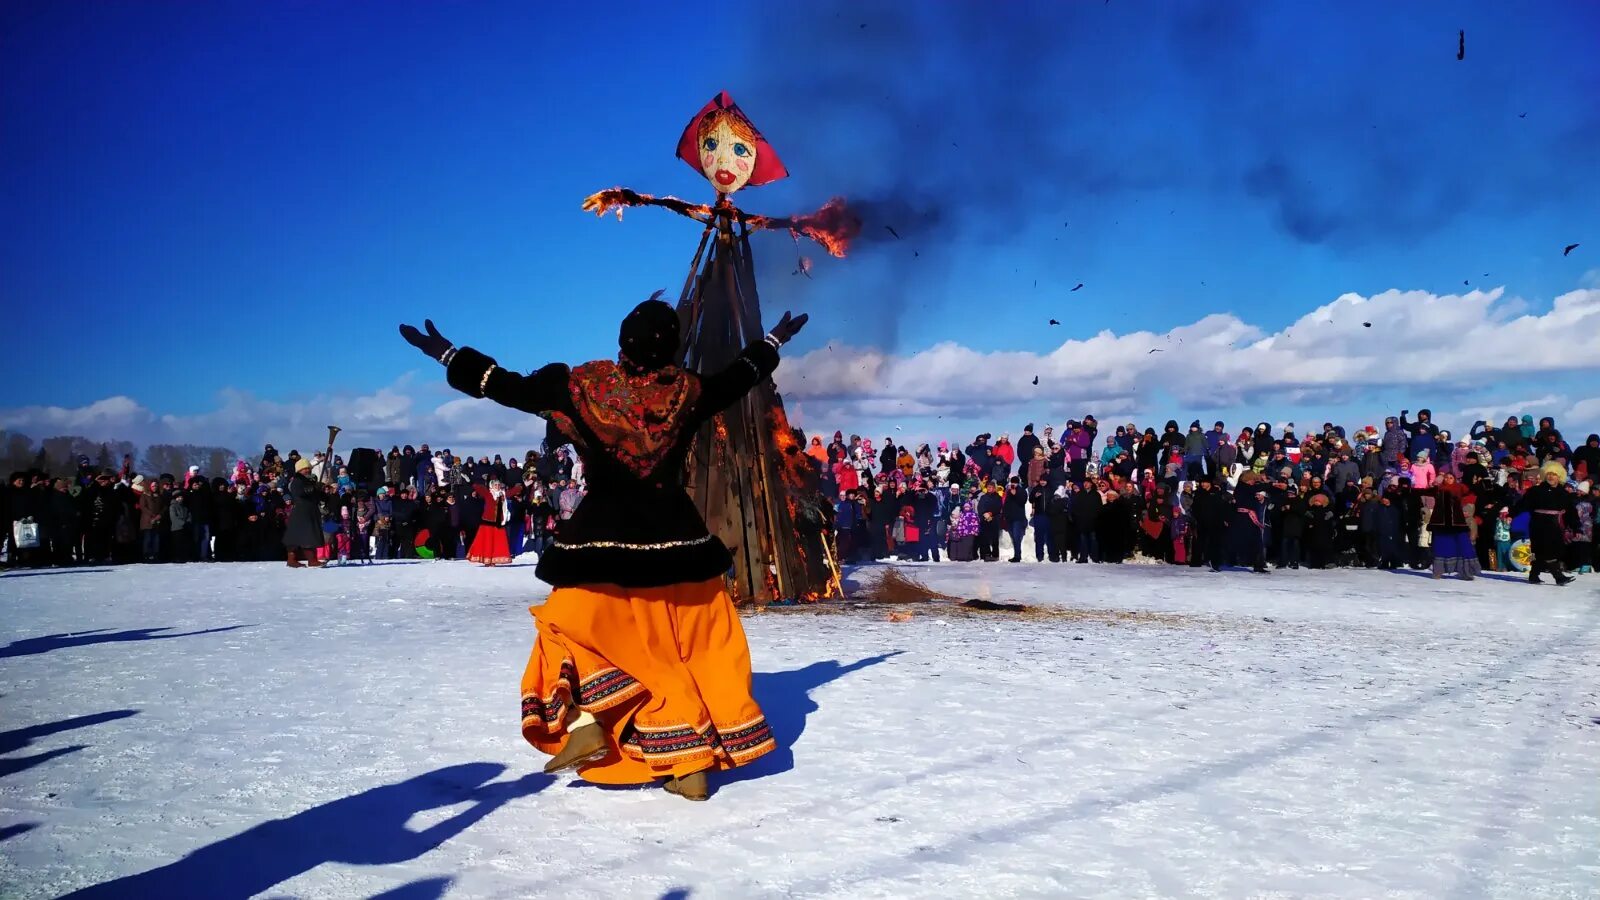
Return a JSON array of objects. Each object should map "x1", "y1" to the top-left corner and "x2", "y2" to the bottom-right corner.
[
  {"x1": 401, "y1": 297, "x2": 808, "y2": 800},
  {"x1": 1421, "y1": 478, "x2": 1481, "y2": 580},
  {"x1": 1515, "y1": 462, "x2": 1577, "y2": 585},
  {"x1": 466, "y1": 481, "x2": 520, "y2": 566}
]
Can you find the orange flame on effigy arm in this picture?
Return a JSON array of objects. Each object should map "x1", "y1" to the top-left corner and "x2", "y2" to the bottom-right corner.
[
  {"x1": 582, "y1": 188, "x2": 715, "y2": 222},
  {"x1": 746, "y1": 197, "x2": 860, "y2": 258}
]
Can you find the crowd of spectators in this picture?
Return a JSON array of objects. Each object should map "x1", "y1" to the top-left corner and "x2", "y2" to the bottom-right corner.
[
  {"x1": 3, "y1": 410, "x2": 1595, "y2": 586},
  {"x1": 819, "y1": 411, "x2": 1596, "y2": 585},
  {"x1": 0, "y1": 443, "x2": 585, "y2": 568}
]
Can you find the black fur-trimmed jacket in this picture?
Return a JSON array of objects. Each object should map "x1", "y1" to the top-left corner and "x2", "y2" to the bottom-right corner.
[{"x1": 445, "y1": 339, "x2": 779, "y2": 588}]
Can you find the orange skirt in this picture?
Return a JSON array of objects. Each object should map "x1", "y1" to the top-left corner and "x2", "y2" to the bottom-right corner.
[{"x1": 519, "y1": 577, "x2": 775, "y2": 784}]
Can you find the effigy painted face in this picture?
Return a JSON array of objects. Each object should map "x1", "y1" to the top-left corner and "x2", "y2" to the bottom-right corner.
[{"x1": 698, "y1": 110, "x2": 758, "y2": 194}]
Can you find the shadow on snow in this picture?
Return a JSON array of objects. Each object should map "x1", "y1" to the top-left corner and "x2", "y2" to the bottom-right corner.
[
  {"x1": 722, "y1": 651, "x2": 904, "y2": 787},
  {"x1": 0, "y1": 625, "x2": 250, "y2": 659},
  {"x1": 0, "y1": 709, "x2": 139, "y2": 779},
  {"x1": 62, "y1": 762, "x2": 552, "y2": 899},
  {"x1": 0, "y1": 567, "x2": 115, "y2": 578},
  {"x1": 567, "y1": 651, "x2": 904, "y2": 794}
]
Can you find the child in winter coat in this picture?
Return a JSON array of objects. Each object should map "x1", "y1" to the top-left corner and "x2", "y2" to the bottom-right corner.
[{"x1": 1411, "y1": 450, "x2": 1437, "y2": 490}]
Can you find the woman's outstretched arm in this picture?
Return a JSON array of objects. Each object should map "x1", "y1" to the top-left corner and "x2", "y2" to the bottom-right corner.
[{"x1": 400, "y1": 319, "x2": 569, "y2": 415}]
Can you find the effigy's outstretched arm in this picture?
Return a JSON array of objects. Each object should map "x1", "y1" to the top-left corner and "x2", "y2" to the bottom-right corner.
[
  {"x1": 582, "y1": 188, "x2": 715, "y2": 224},
  {"x1": 582, "y1": 189, "x2": 859, "y2": 258},
  {"x1": 741, "y1": 199, "x2": 857, "y2": 259}
]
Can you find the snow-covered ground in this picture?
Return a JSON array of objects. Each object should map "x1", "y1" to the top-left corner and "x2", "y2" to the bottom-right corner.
[{"x1": 2, "y1": 560, "x2": 1598, "y2": 899}]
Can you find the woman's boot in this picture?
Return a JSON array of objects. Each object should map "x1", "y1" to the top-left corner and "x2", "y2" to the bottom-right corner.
[
  {"x1": 543, "y1": 721, "x2": 608, "y2": 774},
  {"x1": 286, "y1": 549, "x2": 304, "y2": 569},
  {"x1": 664, "y1": 771, "x2": 709, "y2": 801}
]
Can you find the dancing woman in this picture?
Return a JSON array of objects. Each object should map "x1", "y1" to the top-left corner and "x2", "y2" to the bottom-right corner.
[
  {"x1": 400, "y1": 294, "x2": 808, "y2": 800},
  {"x1": 466, "y1": 479, "x2": 520, "y2": 567}
]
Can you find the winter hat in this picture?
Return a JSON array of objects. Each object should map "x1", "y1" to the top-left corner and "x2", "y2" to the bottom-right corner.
[
  {"x1": 1540, "y1": 460, "x2": 1567, "y2": 481},
  {"x1": 617, "y1": 291, "x2": 681, "y2": 371},
  {"x1": 131, "y1": 475, "x2": 145, "y2": 493},
  {"x1": 1416, "y1": 449, "x2": 1429, "y2": 461},
  {"x1": 295, "y1": 458, "x2": 312, "y2": 473}
]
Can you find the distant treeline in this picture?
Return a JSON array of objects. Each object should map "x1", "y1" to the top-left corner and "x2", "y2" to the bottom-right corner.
[{"x1": 0, "y1": 431, "x2": 239, "y2": 480}]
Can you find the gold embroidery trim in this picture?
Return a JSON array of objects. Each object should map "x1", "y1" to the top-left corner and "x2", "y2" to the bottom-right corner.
[
  {"x1": 551, "y1": 534, "x2": 716, "y2": 551},
  {"x1": 479, "y1": 365, "x2": 498, "y2": 395}
]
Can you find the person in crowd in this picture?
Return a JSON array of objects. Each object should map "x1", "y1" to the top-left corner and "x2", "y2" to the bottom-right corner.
[
  {"x1": 1230, "y1": 472, "x2": 1270, "y2": 574},
  {"x1": 167, "y1": 489, "x2": 192, "y2": 563},
  {"x1": 1569, "y1": 483, "x2": 1596, "y2": 574},
  {"x1": 976, "y1": 482, "x2": 1003, "y2": 562},
  {"x1": 135, "y1": 475, "x2": 164, "y2": 563},
  {"x1": 1410, "y1": 449, "x2": 1437, "y2": 490},
  {"x1": 991, "y1": 434, "x2": 1016, "y2": 483},
  {"x1": 940, "y1": 488, "x2": 972, "y2": 562},
  {"x1": 1422, "y1": 472, "x2": 1479, "y2": 580},
  {"x1": 833, "y1": 489, "x2": 861, "y2": 563},
  {"x1": 1515, "y1": 461, "x2": 1577, "y2": 585},
  {"x1": 1030, "y1": 477, "x2": 1056, "y2": 560},
  {"x1": 283, "y1": 457, "x2": 326, "y2": 568},
  {"x1": 466, "y1": 479, "x2": 519, "y2": 566},
  {"x1": 1274, "y1": 483, "x2": 1305, "y2": 569},
  {"x1": 558, "y1": 480, "x2": 583, "y2": 522},
  {"x1": 1001, "y1": 479, "x2": 1028, "y2": 563}
]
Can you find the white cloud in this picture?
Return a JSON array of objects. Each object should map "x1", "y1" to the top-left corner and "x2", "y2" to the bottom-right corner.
[
  {"x1": 4, "y1": 284, "x2": 1597, "y2": 461},
  {"x1": 783, "y1": 285, "x2": 1600, "y2": 425},
  {"x1": 0, "y1": 375, "x2": 546, "y2": 462}
]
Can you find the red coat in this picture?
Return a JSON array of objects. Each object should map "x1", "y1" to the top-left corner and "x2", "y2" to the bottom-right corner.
[
  {"x1": 472, "y1": 483, "x2": 523, "y2": 526},
  {"x1": 834, "y1": 461, "x2": 860, "y2": 493}
]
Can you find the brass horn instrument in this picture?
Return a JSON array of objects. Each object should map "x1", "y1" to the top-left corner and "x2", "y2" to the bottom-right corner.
[{"x1": 322, "y1": 425, "x2": 342, "y2": 484}]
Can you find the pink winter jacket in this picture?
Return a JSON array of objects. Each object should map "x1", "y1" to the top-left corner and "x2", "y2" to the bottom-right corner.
[{"x1": 1410, "y1": 461, "x2": 1437, "y2": 489}]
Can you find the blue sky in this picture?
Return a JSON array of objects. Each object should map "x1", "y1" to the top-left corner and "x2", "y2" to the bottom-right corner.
[{"x1": 3, "y1": 1, "x2": 1598, "y2": 457}]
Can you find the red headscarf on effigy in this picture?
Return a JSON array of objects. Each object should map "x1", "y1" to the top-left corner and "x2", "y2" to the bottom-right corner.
[{"x1": 675, "y1": 91, "x2": 788, "y2": 192}]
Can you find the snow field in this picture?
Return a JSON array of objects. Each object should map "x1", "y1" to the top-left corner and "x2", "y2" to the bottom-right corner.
[{"x1": 2, "y1": 561, "x2": 1597, "y2": 898}]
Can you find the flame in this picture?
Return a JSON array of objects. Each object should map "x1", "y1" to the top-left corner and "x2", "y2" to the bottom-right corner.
[
  {"x1": 582, "y1": 188, "x2": 714, "y2": 222},
  {"x1": 766, "y1": 197, "x2": 860, "y2": 258},
  {"x1": 761, "y1": 401, "x2": 841, "y2": 602},
  {"x1": 765, "y1": 403, "x2": 810, "y2": 491}
]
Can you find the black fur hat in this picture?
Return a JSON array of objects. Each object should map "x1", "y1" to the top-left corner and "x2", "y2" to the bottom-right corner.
[{"x1": 618, "y1": 290, "x2": 681, "y2": 371}]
